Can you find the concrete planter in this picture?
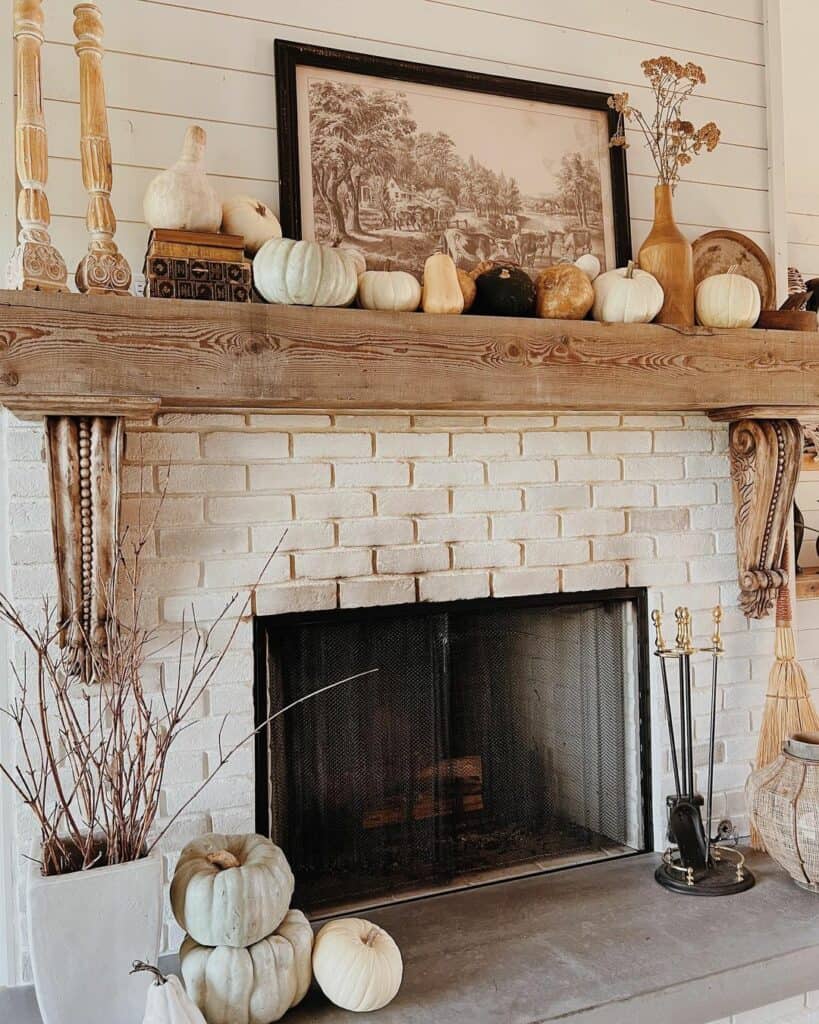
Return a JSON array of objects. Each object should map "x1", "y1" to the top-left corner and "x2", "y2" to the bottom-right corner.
[{"x1": 28, "y1": 846, "x2": 162, "y2": 1024}]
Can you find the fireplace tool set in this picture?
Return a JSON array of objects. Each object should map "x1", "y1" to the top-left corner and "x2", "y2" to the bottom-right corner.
[{"x1": 651, "y1": 606, "x2": 755, "y2": 896}]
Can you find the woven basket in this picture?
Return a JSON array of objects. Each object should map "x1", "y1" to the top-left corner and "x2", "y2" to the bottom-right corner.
[{"x1": 746, "y1": 734, "x2": 819, "y2": 891}]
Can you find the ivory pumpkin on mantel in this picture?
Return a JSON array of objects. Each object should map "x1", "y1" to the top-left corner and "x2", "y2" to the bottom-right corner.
[
  {"x1": 357, "y1": 270, "x2": 422, "y2": 311},
  {"x1": 592, "y1": 261, "x2": 664, "y2": 324},
  {"x1": 221, "y1": 195, "x2": 282, "y2": 255},
  {"x1": 143, "y1": 125, "x2": 221, "y2": 232},
  {"x1": 695, "y1": 265, "x2": 761, "y2": 328},
  {"x1": 170, "y1": 832, "x2": 294, "y2": 948},
  {"x1": 253, "y1": 238, "x2": 358, "y2": 307}
]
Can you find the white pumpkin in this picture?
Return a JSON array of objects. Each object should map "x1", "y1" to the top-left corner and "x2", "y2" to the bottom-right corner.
[
  {"x1": 180, "y1": 910, "x2": 313, "y2": 1024},
  {"x1": 312, "y1": 918, "x2": 403, "y2": 1013},
  {"x1": 253, "y1": 238, "x2": 358, "y2": 307},
  {"x1": 341, "y1": 247, "x2": 368, "y2": 277},
  {"x1": 574, "y1": 253, "x2": 601, "y2": 282},
  {"x1": 695, "y1": 265, "x2": 761, "y2": 328},
  {"x1": 592, "y1": 260, "x2": 664, "y2": 323},
  {"x1": 132, "y1": 963, "x2": 207, "y2": 1024},
  {"x1": 221, "y1": 195, "x2": 282, "y2": 255},
  {"x1": 171, "y1": 833, "x2": 294, "y2": 948},
  {"x1": 358, "y1": 270, "x2": 421, "y2": 312},
  {"x1": 143, "y1": 125, "x2": 221, "y2": 232}
]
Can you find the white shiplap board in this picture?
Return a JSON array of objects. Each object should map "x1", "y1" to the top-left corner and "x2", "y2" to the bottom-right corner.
[{"x1": 0, "y1": 0, "x2": 773, "y2": 282}]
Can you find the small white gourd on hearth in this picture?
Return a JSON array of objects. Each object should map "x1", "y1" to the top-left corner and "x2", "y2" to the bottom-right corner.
[
  {"x1": 592, "y1": 260, "x2": 664, "y2": 324},
  {"x1": 131, "y1": 962, "x2": 207, "y2": 1024},
  {"x1": 180, "y1": 910, "x2": 314, "y2": 1024},
  {"x1": 358, "y1": 270, "x2": 422, "y2": 311},
  {"x1": 143, "y1": 125, "x2": 221, "y2": 232},
  {"x1": 253, "y1": 238, "x2": 359, "y2": 306},
  {"x1": 312, "y1": 917, "x2": 403, "y2": 1013},
  {"x1": 171, "y1": 832, "x2": 294, "y2": 948},
  {"x1": 221, "y1": 195, "x2": 282, "y2": 255},
  {"x1": 695, "y1": 265, "x2": 761, "y2": 328}
]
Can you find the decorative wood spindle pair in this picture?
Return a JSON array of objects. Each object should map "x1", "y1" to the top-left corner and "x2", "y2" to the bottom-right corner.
[{"x1": 6, "y1": 0, "x2": 131, "y2": 294}]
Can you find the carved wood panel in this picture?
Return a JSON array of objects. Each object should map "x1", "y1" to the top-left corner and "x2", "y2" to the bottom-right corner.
[
  {"x1": 729, "y1": 418, "x2": 802, "y2": 618},
  {"x1": 45, "y1": 416, "x2": 122, "y2": 680}
]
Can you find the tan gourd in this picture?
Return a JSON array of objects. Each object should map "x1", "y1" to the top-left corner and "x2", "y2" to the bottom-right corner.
[
  {"x1": 220, "y1": 195, "x2": 281, "y2": 255},
  {"x1": 695, "y1": 264, "x2": 761, "y2": 328},
  {"x1": 457, "y1": 268, "x2": 477, "y2": 312},
  {"x1": 421, "y1": 253, "x2": 464, "y2": 313},
  {"x1": 357, "y1": 270, "x2": 421, "y2": 311},
  {"x1": 312, "y1": 918, "x2": 403, "y2": 1013},
  {"x1": 170, "y1": 832, "x2": 294, "y2": 948},
  {"x1": 132, "y1": 962, "x2": 207, "y2": 1024},
  {"x1": 180, "y1": 910, "x2": 313, "y2": 1024},
  {"x1": 253, "y1": 238, "x2": 358, "y2": 307},
  {"x1": 535, "y1": 264, "x2": 594, "y2": 319},
  {"x1": 143, "y1": 125, "x2": 221, "y2": 232}
]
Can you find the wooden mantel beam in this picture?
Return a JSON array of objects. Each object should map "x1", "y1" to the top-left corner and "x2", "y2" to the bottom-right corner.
[{"x1": 1, "y1": 289, "x2": 819, "y2": 416}]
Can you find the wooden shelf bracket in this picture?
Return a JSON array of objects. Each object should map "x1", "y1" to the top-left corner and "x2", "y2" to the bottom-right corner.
[
  {"x1": 45, "y1": 415, "x2": 122, "y2": 680},
  {"x1": 729, "y1": 418, "x2": 802, "y2": 618}
]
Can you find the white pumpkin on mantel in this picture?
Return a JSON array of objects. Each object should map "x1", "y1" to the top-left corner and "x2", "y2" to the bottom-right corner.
[
  {"x1": 312, "y1": 917, "x2": 403, "y2": 1013},
  {"x1": 221, "y1": 195, "x2": 282, "y2": 255},
  {"x1": 180, "y1": 910, "x2": 314, "y2": 1024},
  {"x1": 171, "y1": 832, "x2": 294, "y2": 948},
  {"x1": 592, "y1": 260, "x2": 664, "y2": 324},
  {"x1": 695, "y1": 265, "x2": 761, "y2": 328},
  {"x1": 357, "y1": 270, "x2": 422, "y2": 311},
  {"x1": 253, "y1": 238, "x2": 358, "y2": 306},
  {"x1": 143, "y1": 125, "x2": 221, "y2": 232}
]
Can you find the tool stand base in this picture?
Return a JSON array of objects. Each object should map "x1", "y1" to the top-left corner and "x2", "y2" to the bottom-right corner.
[{"x1": 655, "y1": 847, "x2": 755, "y2": 896}]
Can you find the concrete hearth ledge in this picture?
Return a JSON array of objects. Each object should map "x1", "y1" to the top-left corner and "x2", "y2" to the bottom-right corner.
[{"x1": 4, "y1": 852, "x2": 819, "y2": 1024}]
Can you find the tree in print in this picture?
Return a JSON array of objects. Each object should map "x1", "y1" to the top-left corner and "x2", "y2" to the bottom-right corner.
[{"x1": 555, "y1": 153, "x2": 602, "y2": 228}]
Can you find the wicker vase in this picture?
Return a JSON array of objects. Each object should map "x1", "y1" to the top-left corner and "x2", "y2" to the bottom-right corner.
[
  {"x1": 746, "y1": 733, "x2": 819, "y2": 891},
  {"x1": 637, "y1": 184, "x2": 694, "y2": 326}
]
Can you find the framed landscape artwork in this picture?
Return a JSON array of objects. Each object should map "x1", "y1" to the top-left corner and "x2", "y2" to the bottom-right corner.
[{"x1": 275, "y1": 40, "x2": 631, "y2": 279}]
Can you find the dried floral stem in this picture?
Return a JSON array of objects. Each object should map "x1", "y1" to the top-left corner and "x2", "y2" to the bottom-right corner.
[{"x1": 608, "y1": 56, "x2": 720, "y2": 188}]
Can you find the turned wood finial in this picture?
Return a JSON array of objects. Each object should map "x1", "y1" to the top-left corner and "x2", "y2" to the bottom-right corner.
[
  {"x1": 72, "y1": 1, "x2": 132, "y2": 295},
  {"x1": 6, "y1": 0, "x2": 68, "y2": 291}
]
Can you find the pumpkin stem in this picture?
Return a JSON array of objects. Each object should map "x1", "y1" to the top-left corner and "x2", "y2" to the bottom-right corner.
[
  {"x1": 206, "y1": 849, "x2": 241, "y2": 870},
  {"x1": 131, "y1": 961, "x2": 168, "y2": 986},
  {"x1": 625, "y1": 260, "x2": 635, "y2": 279},
  {"x1": 726, "y1": 263, "x2": 739, "y2": 275},
  {"x1": 364, "y1": 926, "x2": 381, "y2": 947}
]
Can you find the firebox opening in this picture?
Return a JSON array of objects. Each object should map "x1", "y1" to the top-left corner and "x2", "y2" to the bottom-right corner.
[{"x1": 254, "y1": 588, "x2": 652, "y2": 915}]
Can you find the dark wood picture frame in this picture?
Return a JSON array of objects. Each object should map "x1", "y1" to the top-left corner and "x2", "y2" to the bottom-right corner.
[{"x1": 275, "y1": 38, "x2": 632, "y2": 271}]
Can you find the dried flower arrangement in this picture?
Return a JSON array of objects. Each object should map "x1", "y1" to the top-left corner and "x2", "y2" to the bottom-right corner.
[
  {"x1": 609, "y1": 57, "x2": 720, "y2": 188},
  {"x1": 0, "y1": 505, "x2": 371, "y2": 876}
]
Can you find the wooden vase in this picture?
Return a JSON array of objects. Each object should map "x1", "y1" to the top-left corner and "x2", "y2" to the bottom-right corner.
[{"x1": 638, "y1": 184, "x2": 694, "y2": 327}]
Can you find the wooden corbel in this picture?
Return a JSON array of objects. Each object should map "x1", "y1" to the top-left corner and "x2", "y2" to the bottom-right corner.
[
  {"x1": 6, "y1": 0, "x2": 68, "y2": 291},
  {"x1": 729, "y1": 418, "x2": 802, "y2": 618},
  {"x1": 45, "y1": 416, "x2": 122, "y2": 680}
]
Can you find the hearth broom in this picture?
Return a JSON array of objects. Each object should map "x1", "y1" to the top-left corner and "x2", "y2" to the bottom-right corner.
[{"x1": 752, "y1": 537, "x2": 819, "y2": 848}]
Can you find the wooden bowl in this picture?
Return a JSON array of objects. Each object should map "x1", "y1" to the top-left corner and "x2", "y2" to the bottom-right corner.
[{"x1": 755, "y1": 309, "x2": 817, "y2": 332}]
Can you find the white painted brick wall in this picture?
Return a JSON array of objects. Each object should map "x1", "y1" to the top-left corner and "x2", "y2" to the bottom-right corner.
[{"x1": 1, "y1": 410, "x2": 792, "y2": 978}]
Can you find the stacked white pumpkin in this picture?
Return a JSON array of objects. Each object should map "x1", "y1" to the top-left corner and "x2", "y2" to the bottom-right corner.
[{"x1": 171, "y1": 833, "x2": 311, "y2": 1024}]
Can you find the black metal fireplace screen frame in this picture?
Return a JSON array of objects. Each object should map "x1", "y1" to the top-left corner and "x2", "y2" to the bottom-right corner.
[{"x1": 253, "y1": 587, "x2": 654, "y2": 904}]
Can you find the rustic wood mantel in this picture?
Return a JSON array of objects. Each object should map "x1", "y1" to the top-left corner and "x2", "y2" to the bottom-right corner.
[
  {"x1": 2, "y1": 288, "x2": 819, "y2": 417},
  {"x1": 0, "y1": 287, "x2": 812, "y2": 664}
]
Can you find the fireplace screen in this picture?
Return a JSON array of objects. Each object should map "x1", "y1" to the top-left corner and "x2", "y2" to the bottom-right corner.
[{"x1": 254, "y1": 590, "x2": 651, "y2": 912}]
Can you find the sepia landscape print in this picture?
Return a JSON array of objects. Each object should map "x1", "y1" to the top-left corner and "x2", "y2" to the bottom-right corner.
[{"x1": 295, "y1": 66, "x2": 617, "y2": 277}]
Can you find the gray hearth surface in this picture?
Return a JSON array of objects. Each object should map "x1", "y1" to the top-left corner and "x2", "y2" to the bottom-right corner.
[{"x1": 4, "y1": 851, "x2": 819, "y2": 1024}]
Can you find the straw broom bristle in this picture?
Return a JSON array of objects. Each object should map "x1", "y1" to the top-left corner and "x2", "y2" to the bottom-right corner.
[{"x1": 751, "y1": 573, "x2": 819, "y2": 848}]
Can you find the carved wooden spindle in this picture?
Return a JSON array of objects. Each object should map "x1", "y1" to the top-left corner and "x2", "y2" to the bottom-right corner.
[
  {"x1": 729, "y1": 418, "x2": 802, "y2": 618},
  {"x1": 6, "y1": 0, "x2": 68, "y2": 291},
  {"x1": 73, "y1": 3, "x2": 132, "y2": 294},
  {"x1": 45, "y1": 416, "x2": 123, "y2": 681}
]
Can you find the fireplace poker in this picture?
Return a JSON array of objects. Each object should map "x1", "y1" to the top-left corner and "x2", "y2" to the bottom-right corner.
[
  {"x1": 703, "y1": 606, "x2": 723, "y2": 867},
  {"x1": 651, "y1": 610, "x2": 681, "y2": 799}
]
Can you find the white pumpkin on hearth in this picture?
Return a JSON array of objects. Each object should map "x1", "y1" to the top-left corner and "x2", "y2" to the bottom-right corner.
[
  {"x1": 312, "y1": 918, "x2": 403, "y2": 1013},
  {"x1": 253, "y1": 238, "x2": 358, "y2": 306},
  {"x1": 180, "y1": 910, "x2": 313, "y2": 1024},
  {"x1": 170, "y1": 832, "x2": 294, "y2": 948},
  {"x1": 133, "y1": 963, "x2": 207, "y2": 1024}
]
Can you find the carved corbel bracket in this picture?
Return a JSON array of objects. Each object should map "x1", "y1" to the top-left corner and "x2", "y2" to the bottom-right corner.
[
  {"x1": 45, "y1": 416, "x2": 122, "y2": 680},
  {"x1": 729, "y1": 418, "x2": 802, "y2": 618}
]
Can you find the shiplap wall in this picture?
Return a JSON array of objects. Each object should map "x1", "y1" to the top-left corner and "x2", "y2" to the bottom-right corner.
[
  {"x1": 0, "y1": 0, "x2": 771, "y2": 281},
  {"x1": 782, "y1": 0, "x2": 819, "y2": 279}
]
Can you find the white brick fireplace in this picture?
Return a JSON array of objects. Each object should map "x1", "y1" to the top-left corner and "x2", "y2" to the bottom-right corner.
[{"x1": 1, "y1": 409, "x2": 778, "y2": 975}]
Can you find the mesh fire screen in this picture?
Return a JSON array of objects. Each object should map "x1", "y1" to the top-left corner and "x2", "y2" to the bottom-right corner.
[{"x1": 255, "y1": 591, "x2": 651, "y2": 912}]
